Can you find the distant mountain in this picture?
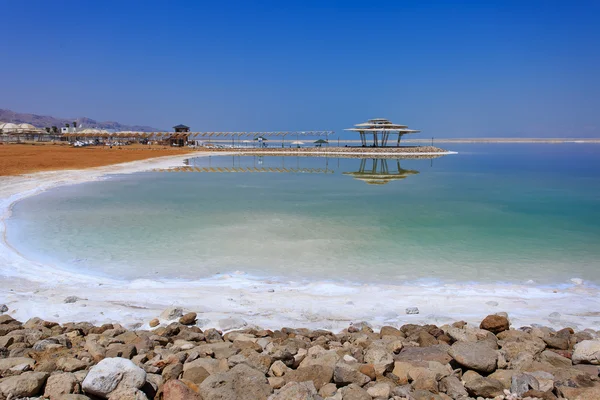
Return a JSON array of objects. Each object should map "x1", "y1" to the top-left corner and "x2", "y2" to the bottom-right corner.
[{"x1": 0, "y1": 109, "x2": 162, "y2": 132}]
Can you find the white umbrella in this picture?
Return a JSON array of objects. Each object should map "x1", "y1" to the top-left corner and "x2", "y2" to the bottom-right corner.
[{"x1": 291, "y1": 141, "x2": 304, "y2": 145}]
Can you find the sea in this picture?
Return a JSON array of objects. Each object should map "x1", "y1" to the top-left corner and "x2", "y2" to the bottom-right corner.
[{"x1": 5, "y1": 143, "x2": 600, "y2": 289}]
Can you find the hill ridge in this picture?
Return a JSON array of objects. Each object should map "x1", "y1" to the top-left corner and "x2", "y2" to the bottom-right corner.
[{"x1": 0, "y1": 109, "x2": 162, "y2": 132}]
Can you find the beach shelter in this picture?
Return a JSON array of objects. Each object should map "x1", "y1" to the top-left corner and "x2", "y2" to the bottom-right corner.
[
  {"x1": 314, "y1": 139, "x2": 328, "y2": 147},
  {"x1": 292, "y1": 140, "x2": 304, "y2": 148}
]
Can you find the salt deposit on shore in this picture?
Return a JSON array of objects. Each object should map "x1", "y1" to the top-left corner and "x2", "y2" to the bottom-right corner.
[{"x1": 1, "y1": 152, "x2": 600, "y2": 334}]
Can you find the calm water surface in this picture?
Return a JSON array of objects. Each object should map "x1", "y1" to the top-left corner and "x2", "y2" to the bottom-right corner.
[{"x1": 7, "y1": 144, "x2": 600, "y2": 284}]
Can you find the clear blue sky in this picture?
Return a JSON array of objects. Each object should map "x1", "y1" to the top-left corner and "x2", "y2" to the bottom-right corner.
[{"x1": 1, "y1": 0, "x2": 599, "y2": 137}]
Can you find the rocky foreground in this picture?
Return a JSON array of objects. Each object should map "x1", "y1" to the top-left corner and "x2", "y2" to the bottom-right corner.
[{"x1": 1, "y1": 311, "x2": 600, "y2": 400}]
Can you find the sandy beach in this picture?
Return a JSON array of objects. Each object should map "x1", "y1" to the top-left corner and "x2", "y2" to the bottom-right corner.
[{"x1": 0, "y1": 143, "x2": 195, "y2": 177}]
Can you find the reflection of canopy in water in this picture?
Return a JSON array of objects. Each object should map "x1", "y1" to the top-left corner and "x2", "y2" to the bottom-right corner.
[
  {"x1": 154, "y1": 166, "x2": 334, "y2": 174},
  {"x1": 343, "y1": 159, "x2": 419, "y2": 185}
]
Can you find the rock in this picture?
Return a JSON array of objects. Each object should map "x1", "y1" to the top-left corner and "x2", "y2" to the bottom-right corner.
[
  {"x1": 486, "y1": 301, "x2": 499, "y2": 306},
  {"x1": 85, "y1": 339, "x2": 107, "y2": 362},
  {"x1": 218, "y1": 317, "x2": 248, "y2": 331},
  {"x1": 522, "y1": 389, "x2": 558, "y2": 400},
  {"x1": 162, "y1": 379, "x2": 202, "y2": 400},
  {"x1": 64, "y1": 296, "x2": 84, "y2": 303},
  {"x1": 448, "y1": 341, "x2": 497, "y2": 373},
  {"x1": 540, "y1": 349, "x2": 572, "y2": 368},
  {"x1": 0, "y1": 371, "x2": 49, "y2": 398},
  {"x1": 395, "y1": 345, "x2": 453, "y2": 366},
  {"x1": 179, "y1": 312, "x2": 197, "y2": 326},
  {"x1": 33, "y1": 338, "x2": 65, "y2": 351},
  {"x1": 268, "y1": 377, "x2": 286, "y2": 389},
  {"x1": 44, "y1": 373, "x2": 80, "y2": 400},
  {"x1": 511, "y1": 373, "x2": 540, "y2": 396},
  {"x1": 318, "y1": 383, "x2": 337, "y2": 397},
  {"x1": 464, "y1": 377, "x2": 504, "y2": 398},
  {"x1": 182, "y1": 366, "x2": 211, "y2": 385},
  {"x1": 488, "y1": 369, "x2": 517, "y2": 389},
  {"x1": 268, "y1": 381, "x2": 318, "y2": 400},
  {"x1": 0, "y1": 314, "x2": 17, "y2": 324},
  {"x1": 284, "y1": 365, "x2": 333, "y2": 390},
  {"x1": 106, "y1": 343, "x2": 137, "y2": 359},
  {"x1": 184, "y1": 357, "x2": 229, "y2": 375},
  {"x1": 149, "y1": 319, "x2": 160, "y2": 328},
  {"x1": 412, "y1": 374, "x2": 439, "y2": 393},
  {"x1": 416, "y1": 330, "x2": 439, "y2": 347},
  {"x1": 364, "y1": 346, "x2": 394, "y2": 375},
  {"x1": 366, "y1": 382, "x2": 391, "y2": 398},
  {"x1": 269, "y1": 360, "x2": 288, "y2": 377},
  {"x1": 333, "y1": 361, "x2": 371, "y2": 386},
  {"x1": 391, "y1": 361, "x2": 411, "y2": 385},
  {"x1": 573, "y1": 340, "x2": 600, "y2": 364},
  {"x1": 57, "y1": 357, "x2": 88, "y2": 372},
  {"x1": 462, "y1": 370, "x2": 482, "y2": 384},
  {"x1": 0, "y1": 357, "x2": 36, "y2": 374},
  {"x1": 529, "y1": 371, "x2": 555, "y2": 392},
  {"x1": 200, "y1": 363, "x2": 272, "y2": 400},
  {"x1": 543, "y1": 335, "x2": 569, "y2": 350},
  {"x1": 358, "y1": 364, "x2": 375, "y2": 380},
  {"x1": 439, "y1": 375, "x2": 468, "y2": 399},
  {"x1": 479, "y1": 314, "x2": 509, "y2": 334},
  {"x1": 557, "y1": 385, "x2": 600, "y2": 400},
  {"x1": 160, "y1": 307, "x2": 184, "y2": 320},
  {"x1": 338, "y1": 383, "x2": 370, "y2": 400},
  {"x1": 82, "y1": 357, "x2": 146, "y2": 398},
  {"x1": 107, "y1": 388, "x2": 149, "y2": 400},
  {"x1": 56, "y1": 395, "x2": 92, "y2": 400},
  {"x1": 163, "y1": 363, "x2": 184, "y2": 381},
  {"x1": 406, "y1": 307, "x2": 420, "y2": 315},
  {"x1": 380, "y1": 326, "x2": 404, "y2": 338},
  {"x1": 299, "y1": 346, "x2": 340, "y2": 370},
  {"x1": 0, "y1": 304, "x2": 7, "y2": 313}
]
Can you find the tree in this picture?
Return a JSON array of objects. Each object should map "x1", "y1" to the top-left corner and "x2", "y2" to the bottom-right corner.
[
  {"x1": 51, "y1": 126, "x2": 58, "y2": 133},
  {"x1": 65, "y1": 123, "x2": 70, "y2": 128},
  {"x1": 45, "y1": 127, "x2": 50, "y2": 133},
  {"x1": 73, "y1": 121, "x2": 77, "y2": 128}
]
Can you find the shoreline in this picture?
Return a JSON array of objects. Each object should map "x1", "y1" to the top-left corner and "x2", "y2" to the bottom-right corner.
[{"x1": 1, "y1": 152, "x2": 600, "y2": 333}]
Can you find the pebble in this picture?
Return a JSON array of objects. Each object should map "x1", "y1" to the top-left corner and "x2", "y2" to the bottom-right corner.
[{"x1": 406, "y1": 307, "x2": 420, "y2": 315}]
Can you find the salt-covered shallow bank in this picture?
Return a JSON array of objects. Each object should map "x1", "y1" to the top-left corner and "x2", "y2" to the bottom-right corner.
[{"x1": 1, "y1": 152, "x2": 600, "y2": 332}]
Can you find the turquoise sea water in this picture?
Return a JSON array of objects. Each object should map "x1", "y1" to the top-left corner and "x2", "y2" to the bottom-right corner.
[{"x1": 6, "y1": 144, "x2": 600, "y2": 285}]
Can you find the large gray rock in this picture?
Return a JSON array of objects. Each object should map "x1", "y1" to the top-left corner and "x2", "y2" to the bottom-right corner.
[
  {"x1": 44, "y1": 372, "x2": 80, "y2": 400},
  {"x1": 573, "y1": 340, "x2": 600, "y2": 365},
  {"x1": 200, "y1": 363, "x2": 272, "y2": 400},
  {"x1": 0, "y1": 371, "x2": 49, "y2": 398},
  {"x1": 333, "y1": 362, "x2": 371, "y2": 386},
  {"x1": 448, "y1": 341, "x2": 497, "y2": 373},
  {"x1": 464, "y1": 377, "x2": 504, "y2": 398},
  {"x1": 268, "y1": 382, "x2": 318, "y2": 400},
  {"x1": 82, "y1": 357, "x2": 146, "y2": 398}
]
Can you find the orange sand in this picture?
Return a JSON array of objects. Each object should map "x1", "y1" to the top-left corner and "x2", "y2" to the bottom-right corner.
[{"x1": 0, "y1": 143, "x2": 198, "y2": 177}]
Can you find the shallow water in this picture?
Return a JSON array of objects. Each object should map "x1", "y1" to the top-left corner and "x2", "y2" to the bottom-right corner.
[{"x1": 6, "y1": 144, "x2": 600, "y2": 285}]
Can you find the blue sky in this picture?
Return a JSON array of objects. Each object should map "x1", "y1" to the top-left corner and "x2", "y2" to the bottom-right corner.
[{"x1": 1, "y1": 0, "x2": 599, "y2": 137}]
